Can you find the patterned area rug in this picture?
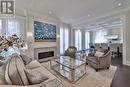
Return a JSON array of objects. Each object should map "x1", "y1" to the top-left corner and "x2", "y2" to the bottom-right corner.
[{"x1": 42, "y1": 62, "x2": 117, "y2": 87}]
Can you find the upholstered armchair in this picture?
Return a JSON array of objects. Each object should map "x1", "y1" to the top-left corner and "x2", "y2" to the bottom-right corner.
[
  {"x1": 64, "y1": 46, "x2": 77, "y2": 58},
  {"x1": 86, "y1": 48, "x2": 111, "y2": 71}
]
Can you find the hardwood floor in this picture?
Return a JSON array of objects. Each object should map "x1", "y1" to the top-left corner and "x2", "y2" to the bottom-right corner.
[{"x1": 111, "y1": 56, "x2": 130, "y2": 87}]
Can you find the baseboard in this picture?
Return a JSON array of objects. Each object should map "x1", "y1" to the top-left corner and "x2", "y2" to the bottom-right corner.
[{"x1": 124, "y1": 61, "x2": 130, "y2": 66}]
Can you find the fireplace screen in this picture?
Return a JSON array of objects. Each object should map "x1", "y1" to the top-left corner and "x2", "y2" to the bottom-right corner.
[{"x1": 38, "y1": 51, "x2": 54, "y2": 59}]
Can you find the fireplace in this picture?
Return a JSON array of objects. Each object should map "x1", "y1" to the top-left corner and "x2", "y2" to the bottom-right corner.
[
  {"x1": 38, "y1": 51, "x2": 54, "y2": 59},
  {"x1": 34, "y1": 46, "x2": 57, "y2": 62}
]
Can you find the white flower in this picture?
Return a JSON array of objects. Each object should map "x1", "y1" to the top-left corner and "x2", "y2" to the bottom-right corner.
[{"x1": 0, "y1": 34, "x2": 24, "y2": 53}]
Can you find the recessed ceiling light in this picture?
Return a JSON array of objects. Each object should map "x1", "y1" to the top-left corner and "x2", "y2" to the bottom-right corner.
[
  {"x1": 118, "y1": 3, "x2": 122, "y2": 7},
  {"x1": 49, "y1": 11, "x2": 52, "y2": 14},
  {"x1": 88, "y1": 14, "x2": 91, "y2": 17},
  {"x1": 120, "y1": 17, "x2": 123, "y2": 20}
]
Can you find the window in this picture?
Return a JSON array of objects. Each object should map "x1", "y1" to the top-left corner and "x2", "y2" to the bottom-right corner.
[
  {"x1": 75, "y1": 30, "x2": 82, "y2": 51},
  {"x1": 0, "y1": 17, "x2": 25, "y2": 37},
  {"x1": 7, "y1": 20, "x2": 20, "y2": 36},
  {"x1": 60, "y1": 25, "x2": 69, "y2": 54},
  {"x1": 94, "y1": 30, "x2": 107, "y2": 43},
  {"x1": 85, "y1": 31, "x2": 90, "y2": 49}
]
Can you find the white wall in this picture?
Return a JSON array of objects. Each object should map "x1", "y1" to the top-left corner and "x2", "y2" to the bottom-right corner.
[
  {"x1": 123, "y1": 10, "x2": 130, "y2": 65},
  {"x1": 24, "y1": 11, "x2": 61, "y2": 58}
]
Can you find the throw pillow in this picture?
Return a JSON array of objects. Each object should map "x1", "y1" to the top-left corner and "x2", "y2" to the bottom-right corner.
[
  {"x1": 25, "y1": 69, "x2": 49, "y2": 84},
  {"x1": 20, "y1": 55, "x2": 32, "y2": 65},
  {"x1": 26, "y1": 60, "x2": 41, "y2": 69},
  {"x1": 95, "y1": 51, "x2": 104, "y2": 57}
]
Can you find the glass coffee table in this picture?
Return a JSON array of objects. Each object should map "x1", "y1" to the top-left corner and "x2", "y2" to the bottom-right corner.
[{"x1": 50, "y1": 56, "x2": 86, "y2": 83}]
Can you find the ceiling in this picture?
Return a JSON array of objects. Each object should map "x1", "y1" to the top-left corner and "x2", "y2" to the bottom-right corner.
[
  {"x1": 15, "y1": 0, "x2": 130, "y2": 24},
  {"x1": 80, "y1": 18, "x2": 122, "y2": 30}
]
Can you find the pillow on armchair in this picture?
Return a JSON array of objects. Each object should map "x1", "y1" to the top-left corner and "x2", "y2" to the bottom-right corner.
[
  {"x1": 94, "y1": 51, "x2": 104, "y2": 57},
  {"x1": 88, "y1": 48, "x2": 108, "y2": 57},
  {"x1": 97, "y1": 48, "x2": 108, "y2": 54}
]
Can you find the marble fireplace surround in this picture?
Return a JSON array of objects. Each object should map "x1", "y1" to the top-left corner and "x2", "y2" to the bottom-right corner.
[{"x1": 34, "y1": 46, "x2": 57, "y2": 62}]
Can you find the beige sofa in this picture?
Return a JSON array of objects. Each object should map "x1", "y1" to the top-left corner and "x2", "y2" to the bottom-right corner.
[{"x1": 0, "y1": 54, "x2": 63, "y2": 87}]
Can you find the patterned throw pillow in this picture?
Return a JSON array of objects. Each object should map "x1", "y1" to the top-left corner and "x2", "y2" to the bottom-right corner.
[
  {"x1": 25, "y1": 69, "x2": 49, "y2": 84},
  {"x1": 26, "y1": 60, "x2": 41, "y2": 69}
]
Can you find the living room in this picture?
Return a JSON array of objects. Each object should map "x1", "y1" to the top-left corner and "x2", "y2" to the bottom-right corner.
[{"x1": 0, "y1": 0, "x2": 130, "y2": 87}]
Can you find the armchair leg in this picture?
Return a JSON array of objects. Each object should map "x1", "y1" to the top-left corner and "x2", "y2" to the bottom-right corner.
[
  {"x1": 95, "y1": 69, "x2": 98, "y2": 72},
  {"x1": 107, "y1": 67, "x2": 110, "y2": 69}
]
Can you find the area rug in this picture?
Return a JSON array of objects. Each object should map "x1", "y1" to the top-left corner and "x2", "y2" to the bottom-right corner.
[{"x1": 42, "y1": 62, "x2": 117, "y2": 87}]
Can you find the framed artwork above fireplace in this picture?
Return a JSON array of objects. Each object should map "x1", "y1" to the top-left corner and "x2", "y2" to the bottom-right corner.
[{"x1": 34, "y1": 21, "x2": 56, "y2": 42}]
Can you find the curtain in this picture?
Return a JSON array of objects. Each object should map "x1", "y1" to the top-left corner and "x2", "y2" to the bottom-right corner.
[
  {"x1": 85, "y1": 31, "x2": 90, "y2": 49},
  {"x1": 60, "y1": 23, "x2": 69, "y2": 54},
  {"x1": 75, "y1": 30, "x2": 82, "y2": 51},
  {"x1": 0, "y1": 16, "x2": 26, "y2": 38}
]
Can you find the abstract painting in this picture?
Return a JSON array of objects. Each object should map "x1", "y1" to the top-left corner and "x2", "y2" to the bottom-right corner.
[{"x1": 34, "y1": 21, "x2": 56, "y2": 42}]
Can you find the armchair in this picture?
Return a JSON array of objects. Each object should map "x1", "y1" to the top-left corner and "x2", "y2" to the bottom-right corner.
[
  {"x1": 86, "y1": 48, "x2": 111, "y2": 71},
  {"x1": 64, "y1": 46, "x2": 77, "y2": 58}
]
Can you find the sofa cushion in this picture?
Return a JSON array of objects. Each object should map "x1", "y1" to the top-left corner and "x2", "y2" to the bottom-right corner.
[
  {"x1": 0, "y1": 74, "x2": 5, "y2": 85},
  {"x1": 26, "y1": 60, "x2": 41, "y2": 69},
  {"x1": 87, "y1": 57, "x2": 99, "y2": 64},
  {"x1": 5, "y1": 55, "x2": 29, "y2": 85},
  {"x1": 8, "y1": 57, "x2": 23, "y2": 85},
  {"x1": 16, "y1": 56, "x2": 30, "y2": 85},
  {"x1": 25, "y1": 69, "x2": 49, "y2": 84},
  {"x1": 95, "y1": 51, "x2": 104, "y2": 57},
  {"x1": 20, "y1": 55, "x2": 32, "y2": 65},
  {"x1": 5, "y1": 62, "x2": 12, "y2": 85}
]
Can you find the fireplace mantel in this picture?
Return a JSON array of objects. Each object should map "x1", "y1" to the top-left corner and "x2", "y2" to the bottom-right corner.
[{"x1": 33, "y1": 45, "x2": 56, "y2": 49}]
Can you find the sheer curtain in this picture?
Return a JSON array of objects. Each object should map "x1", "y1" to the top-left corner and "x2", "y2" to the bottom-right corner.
[
  {"x1": 75, "y1": 30, "x2": 82, "y2": 51},
  {"x1": 60, "y1": 24, "x2": 69, "y2": 55},
  {"x1": 85, "y1": 31, "x2": 90, "y2": 49},
  {"x1": 60, "y1": 27, "x2": 64, "y2": 54},
  {"x1": 0, "y1": 16, "x2": 26, "y2": 38}
]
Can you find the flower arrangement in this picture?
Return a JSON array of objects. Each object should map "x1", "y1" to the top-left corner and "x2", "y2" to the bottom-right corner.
[{"x1": 0, "y1": 34, "x2": 24, "y2": 53}]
